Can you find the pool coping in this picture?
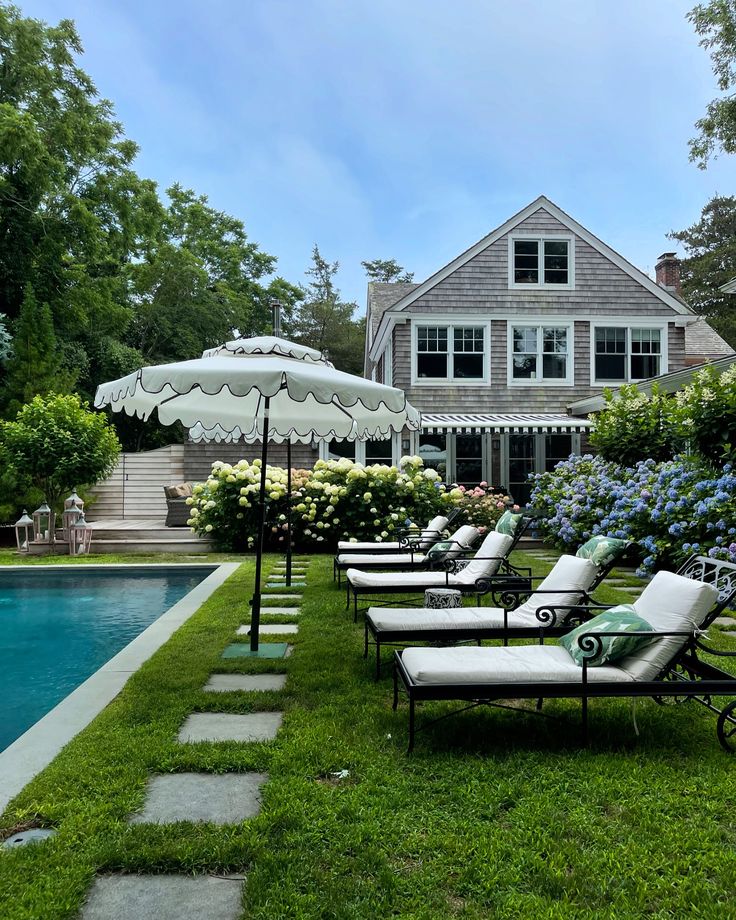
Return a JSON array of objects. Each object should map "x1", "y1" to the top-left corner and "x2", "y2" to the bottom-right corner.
[{"x1": 0, "y1": 562, "x2": 240, "y2": 814}]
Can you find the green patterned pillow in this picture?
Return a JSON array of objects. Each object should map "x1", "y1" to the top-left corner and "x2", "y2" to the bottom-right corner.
[
  {"x1": 559, "y1": 605, "x2": 654, "y2": 666},
  {"x1": 495, "y1": 510, "x2": 523, "y2": 536},
  {"x1": 426, "y1": 540, "x2": 454, "y2": 561},
  {"x1": 576, "y1": 535, "x2": 628, "y2": 568}
]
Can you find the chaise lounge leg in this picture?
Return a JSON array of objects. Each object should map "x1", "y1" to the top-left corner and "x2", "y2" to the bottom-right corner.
[
  {"x1": 407, "y1": 697, "x2": 415, "y2": 754},
  {"x1": 363, "y1": 621, "x2": 369, "y2": 658},
  {"x1": 345, "y1": 581, "x2": 350, "y2": 609},
  {"x1": 392, "y1": 660, "x2": 399, "y2": 711},
  {"x1": 375, "y1": 641, "x2": 381, "y2": 682},
  {"x1": 536, "y1": 698, "x2": 544, "y2": 711},
  {"x1": 353, "y1": 592, "x2": 358, "y2": 623}
]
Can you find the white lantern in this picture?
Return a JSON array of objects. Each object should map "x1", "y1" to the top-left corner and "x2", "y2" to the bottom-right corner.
[
  {"x1": 62, "y1": 499, "x2": 83, "y2": 542},
  {"x1": 14, "y1": 510, "x2": 33, "y2": 553},
  {"x1": 32, "y1": 502, "x2": 55, "y2": 543},
  {"x1": 70, "y1": 512, "x2": 93, "y2": 555}
]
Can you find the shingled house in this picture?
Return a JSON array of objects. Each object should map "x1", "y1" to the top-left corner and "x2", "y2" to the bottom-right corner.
[{"x1": 346, "y1": 196, "x2": 733, "y2": 504}]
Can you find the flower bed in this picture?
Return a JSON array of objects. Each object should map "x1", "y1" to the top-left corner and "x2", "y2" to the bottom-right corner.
[{"x1": 529, "y1": 454, "x2": 736, "y2": 575}]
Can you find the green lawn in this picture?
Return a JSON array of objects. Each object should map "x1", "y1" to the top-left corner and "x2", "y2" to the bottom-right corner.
[{"x1": 1, "y1": 552, "x2": 735, "y2": 919}]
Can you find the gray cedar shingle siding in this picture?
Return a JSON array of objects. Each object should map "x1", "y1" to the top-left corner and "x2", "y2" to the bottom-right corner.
[{"x1": 382, "y1": 205, "x2": 699, "y2": 414}]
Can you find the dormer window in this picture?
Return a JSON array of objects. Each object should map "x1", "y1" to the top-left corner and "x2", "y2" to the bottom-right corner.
[{"x1": 509, "y1": 236, "x2": 573, "y2": 289}]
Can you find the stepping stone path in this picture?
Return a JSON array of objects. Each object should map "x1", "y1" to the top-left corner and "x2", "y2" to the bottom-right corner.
[
  {"x1": 178, "y1": 712, "x2": 283, "y2": 743},
  {"x1": 130, "y1": 772, "x2": 267, "y2": 824},
  {"x1": 222, "y1": 642, "x2": 290, "y2": 659},
  {"x1": 713, "y1": 616, "x2": 736, "y2": 627},
  {"x1": 261, "y1": 593, "x2": 302, "y2": 601},
  {"x1": 238, "y1": 623, "x2": 299, "y2": 635},
  {"x1": 204, "y1": 674, "x2": 287, "y2": 692},
  {"x1": 254, "y1": 606, "x2": 300, "y2": 615},
  {"x1": 266, "y1": 582, "x2": 305, "y2": 588},
  {"x1": 81, "y1": 874, "x2": 243, "y2": 920}
]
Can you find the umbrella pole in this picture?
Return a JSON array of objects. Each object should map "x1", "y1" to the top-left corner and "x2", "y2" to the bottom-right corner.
[
  {"x1": 250, "y1": 397, "x2": 270, "y2": 653},
  {"x1": 286, "y1": 440, "x2": 292, "y2": 586}
]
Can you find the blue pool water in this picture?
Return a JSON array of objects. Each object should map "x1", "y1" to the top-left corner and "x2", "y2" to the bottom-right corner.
[{"x1": 0, "y1": 566, "x2": 213, "y2": 751}]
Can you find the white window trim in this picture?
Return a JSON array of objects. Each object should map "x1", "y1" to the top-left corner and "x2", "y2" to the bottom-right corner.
[
  {"x1": 589, "y1": 322, "x2": 669, "y2": 386},
  {"x1": 506, "y1": 321, "x2": 575, "y2": 387},
  {"x1": 508, "y1": 233, "x2": 575, "y2": 291},
  {"x1": 411, "y1": 320, "x2": 491, "y2": 386},
  {"x1": 318, "y1": 433, "x2": 399, "y2": 466},
  {"x1": 384, "y1": 336, "x2": 393, "y2": 387}
]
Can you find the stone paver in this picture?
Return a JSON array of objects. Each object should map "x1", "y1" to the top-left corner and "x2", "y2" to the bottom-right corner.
[
  {"x1": 130, "y1": 772, "x2": 267, "y2": 824},
  {"x1": 268, "y1": 574, "x2": 307, "y2": 581},
  {"x1": 262, "y1": 593, "x2": 302, "y2": 600},
  {"x1": 222, "y1": 642, "x2": 290, "y2": 659},
  {"x1": 238, "y1": 623, "x2": 299, "y2": 635},
  {"x1": 178, "y1": 712, "x2": 283, "y2": 743},
  {"x1": 713, "y1": 616, "x2": 736, "y2": 627},
  {"x1": 253, "y1": 606, "x2": 300, "y2": 615},
  {"x1": 204, "y1": 674, "x2": 287, "y2": 693},
  {"x1": 81, "y1": 874, "x2": 243, "y2": 920},
  {"x1": 266, "y1": 582, "x2": 305, "y2": 589}
]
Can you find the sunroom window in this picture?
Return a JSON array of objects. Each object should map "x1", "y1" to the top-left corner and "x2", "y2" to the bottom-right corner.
[{"x1": 513, "y1": 238, "x2": 570, "y2": 286}]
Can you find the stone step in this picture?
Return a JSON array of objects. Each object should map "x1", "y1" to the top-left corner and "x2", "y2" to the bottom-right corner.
[
  {"x1": 129, "y1": 772, "x2": 267, "y2": 824},
  {"x1": 88, "y1": 527, "x2": 202, "y2": 541},
  {"x1": 81, "y1": 874, "x2": 243, "y2": 920},
  {"x1": 89, "y1": 538, "x2": 213, "y2": 555},
  {"x1": 253, "y1": 606, "x2": 300, "y2": 615},
  {"x1": 238, "y1": 624, "x2": 299, "y2": 635},
  {"x1": 178, "y1": 712, "x2": 283, "y2": 742},
  {"x1": 204, "y1": 674, "x2": 287, "y2": 693},
  {"x1": 261, "y1": 594, "x2": 302, "y2": 601}
]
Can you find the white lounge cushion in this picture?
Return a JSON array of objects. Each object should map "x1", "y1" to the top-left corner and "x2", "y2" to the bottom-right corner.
[
  {"x1": 337, "y1": 552, "x2": 426, "y2": 566},
  {"x1": 416, "y1": 515, "x2": 450, "y2": 550},
  {"x1": 616, "y1": 570, "x2": 719, "y2": 681},
  {"x1": 440, "y1": 525, "x2": 480, "y2": 560},
  {"x1": 347, "y1": 569, "x2": 465, "y2": 589},
  {"x1": 454, "y1": 531, "x2": 514, "y2": 582},
  {"x1": 368, "y1": 606, "x2": 513, "y2": 632},
  {"x1": 513, "y1": 554, "x2": 598, "y2": 623},
  {"x1": 337, "y1": 540, "x2": 403, "y2": 551},
  {"x1": 401, "y1": 644, "x2": 633, "y2": 685}
]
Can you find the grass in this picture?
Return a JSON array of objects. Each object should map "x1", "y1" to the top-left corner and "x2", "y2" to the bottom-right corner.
[{"x1": 1, "y1": 551, "x2": 735, "y2": 919}]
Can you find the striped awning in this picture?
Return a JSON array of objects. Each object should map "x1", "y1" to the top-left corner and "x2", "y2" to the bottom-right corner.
[{"x1": 420, "y1": 413, "x2": 593, "y2": 434}]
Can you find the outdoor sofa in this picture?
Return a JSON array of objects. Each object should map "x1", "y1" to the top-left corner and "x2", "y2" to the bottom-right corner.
[{"x1": 391, "y1": 557, "x2": 736, "y2": 752}]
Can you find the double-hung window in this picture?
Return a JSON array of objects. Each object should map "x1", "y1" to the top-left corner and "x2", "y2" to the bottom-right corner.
[
  {"x1": 416, "y1": 324, "x2": 485, "y2": 381},
  {"x1": 594, "y1": 326, "x2": 662, "y2": 382},
  {"x1": 510, "y1": 324, "x2": 571, "y2": 383},
  {"x1": 511, "y1": 237, "x2": 572, "y2": 288}
]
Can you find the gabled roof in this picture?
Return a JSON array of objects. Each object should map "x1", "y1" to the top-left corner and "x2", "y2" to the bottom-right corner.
[
  {"x1": 379, "y1": 194, "x2": 692, "y2": 319},
  {"x1": 684, "y1": 316, "x2": 735, "y2": 358}
]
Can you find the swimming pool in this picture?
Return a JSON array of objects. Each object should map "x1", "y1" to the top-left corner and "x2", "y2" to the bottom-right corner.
[{"x1": 0, "y1": 565, "x2": 215, "y2": 751}]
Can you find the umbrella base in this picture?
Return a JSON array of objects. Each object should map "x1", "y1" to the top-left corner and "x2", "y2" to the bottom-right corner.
[{"x1": 222, "y1": 642, "x2": 289, "y2": 659}]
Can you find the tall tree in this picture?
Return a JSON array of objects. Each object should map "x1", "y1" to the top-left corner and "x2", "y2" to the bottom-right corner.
[
  {"x1": 0, "y1": 284, "x2": 74, "y2": 414},
  {"x1": 288, "y1": 245, "x2": 365, "y2": 374},
  {"x1": 669, "y1": 195, "x2": 736, "y2": 345},
  {"x1": 361, "y1": 258, "x2": 414, "y2": 283},
  {"x1": 688, "y1": 0, "x2": 736, "y2": 166}
]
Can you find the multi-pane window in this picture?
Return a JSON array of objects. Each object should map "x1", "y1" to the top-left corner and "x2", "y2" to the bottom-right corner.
[
  {"x1": 453, "y1": 327, "x2": 484, "y2": 378},
  {"x1": 417, "y1": 326, "x2": 448, "y2": 378},
  {"x1": 512, "y1": 238, "x2": 570, "y2": 286},
  {"x1": 511, "y1": 325, "x2": 569, "y2": 382},
  {"x1": 365, "y1": 438, "x2": 393, "y2": 465},
  {"x1": 594, "y1": 327, "x2": 661, "y2": 381},
  {"x1": 416, "y1": 325, "x2": 485, "y2": 380}
]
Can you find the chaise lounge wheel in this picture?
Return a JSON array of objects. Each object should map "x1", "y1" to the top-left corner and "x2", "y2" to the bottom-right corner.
[{"x1": 716, "y1": 700, "x2": 736, "y2": 753}]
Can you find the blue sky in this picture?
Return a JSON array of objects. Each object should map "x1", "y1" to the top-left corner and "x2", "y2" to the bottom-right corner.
[{"x1": 21, "y1": 0, "x2": 736, "y2": 310}]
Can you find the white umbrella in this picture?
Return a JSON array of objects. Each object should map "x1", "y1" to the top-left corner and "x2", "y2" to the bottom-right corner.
[{"x1": 95, "y1": 336, "x2": 420, "y2": 655}]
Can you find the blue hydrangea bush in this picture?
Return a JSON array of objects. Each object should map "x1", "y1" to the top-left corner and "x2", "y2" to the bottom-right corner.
[{"x1": 529, "y1": 454, "x2": 736, "y2": 576}]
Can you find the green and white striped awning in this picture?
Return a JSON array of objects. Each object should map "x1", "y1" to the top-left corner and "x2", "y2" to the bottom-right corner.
[{"x1": 420, "y1": 413, "x2": 593, "y2": 434}]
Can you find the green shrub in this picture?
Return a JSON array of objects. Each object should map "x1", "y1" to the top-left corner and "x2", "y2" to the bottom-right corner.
[
  {"x1": 674, "y1": 363, "x2": 736, "y2": 465},
  {"x1": 590, "y1": 383, "x2": 679, "y2": 465}
]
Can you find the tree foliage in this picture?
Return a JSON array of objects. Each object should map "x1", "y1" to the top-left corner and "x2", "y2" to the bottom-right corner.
[
  {"x1": 688, "y1": 0, "x2": 736, "y2": 166},
  {"x1": 669, "y1": 195, "x2": 736, "y2": 346},
  {"x1": 0, "y1": 311, "x2": 10, "y2": 360},
  {"x1": 590, "y1": 384, "x2": 680, "y2": 466},
  {"x1": 361, "y1": 258, "x2": 414, "y2": 283},
  {"x1": 0, "y1": 392, "x2": 120, "y2": 508},
  {"x1": 288, "y1": 245, "x2": 365, "y2": 374}
]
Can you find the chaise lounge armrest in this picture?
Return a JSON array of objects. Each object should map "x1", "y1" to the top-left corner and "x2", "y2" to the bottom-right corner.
[
  {"x1": 533, "y1": 602, "x2": 615, "y2": 627},
  {"x1": 578, "y1": 629, "x2": 696, "y2": 671}
]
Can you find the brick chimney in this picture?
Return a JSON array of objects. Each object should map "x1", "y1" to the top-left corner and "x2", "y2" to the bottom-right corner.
[{"x1": 655, "y1": 252, "x2": 681, "y2": 294}]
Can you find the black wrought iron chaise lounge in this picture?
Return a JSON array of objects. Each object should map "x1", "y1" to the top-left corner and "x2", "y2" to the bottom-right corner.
[
  {"x1": 391, "y1": 559, "x2": 736, "y2": 752},
  {"x1": 363, "y1": 537, "x2": 632, "y2": 678},
  {"x1": 345, "y1": 529, "x2": 524, "y2": 622},
  {"x1": 333, "y1": 524, "x2": 480, "y2": 585},
  {"x1": 335, "y1": 510, "x2": 459, "y2": 556}
]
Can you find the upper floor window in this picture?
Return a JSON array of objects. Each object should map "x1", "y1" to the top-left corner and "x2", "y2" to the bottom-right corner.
[
  {"x1": 510, "y1": 236, "x2": 573, "y2": 289},
  {"x1": 510, "y1": 324, "x2": 572, "y2": 384},
  {"x1": 416, "y1": 324, "x2": 486, "y2": 381},
  {"x1": 594, "y1": 326, "x2": 662, "y2": 382}
]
